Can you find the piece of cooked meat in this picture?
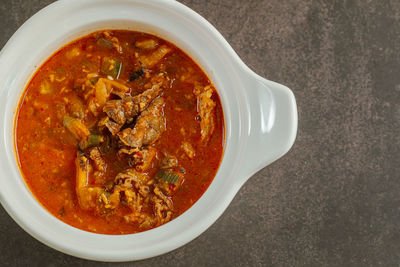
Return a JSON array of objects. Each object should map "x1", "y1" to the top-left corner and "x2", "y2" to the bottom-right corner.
[
  {"x1": 124, "y1": 211, "x2": 154, "y2": 229},
  {"x1": 75, "y1": 152, "x2": 103, "y2": 211},
  {"x1": 118, "y1": 147, "x2": 139, "y2": 156},
  {"x1": 195, "y1": 85, "x2": 216, "y2": 144},
  {"x1": 98, "y1": 116, "x2": 121, "y2": 136},
  {"x1": 152, "y1": 188, "x2": 173, "y2": 225},
  {"x1": 102, "y1": 82, "x2": 163, "y2": 127},
  {"x1": 135, "y1": 146, "x2": 157, "y2": 172},
  {"x1": 115, "y1": 169, "x2": 150, "y2": 197},
  {"x1": 118, "y1": 146, "x2": 157, "y2": 172},
  {"x1": 123, "y1": 82, "x2": 163, "y2": 118},
  {"x1": 113, "y1": 168, "x2": 173, "y2": 229},
  {"x1": 160, "y1": 151, "x2": 178, "y2": 169},
  {"x1": 105, "y1": 120, "x2": 122, "y2": 136},
  {"x1": 118, "y1": 97, "x2": 166, "y2": 148},
  {"x1": 103, "y1": 100, "x2": 126, "y2": 125},
  {"x1": 75, "y1": 152, "x2": 89, "y2": 193},
  {"x1": 90, "y1": 147, "x2": 105, "y2": 172},
  {"x1": 89, "y1": 147, "x2": 106, "y2": 183},
  {"x1": 88, "y1": 78, "x2": 130, "y2": 116}
]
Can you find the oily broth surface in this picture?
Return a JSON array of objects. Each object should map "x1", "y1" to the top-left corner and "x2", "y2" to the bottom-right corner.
[{"x1": 15, "y1": 30, "x2": 224, "y2": 234}]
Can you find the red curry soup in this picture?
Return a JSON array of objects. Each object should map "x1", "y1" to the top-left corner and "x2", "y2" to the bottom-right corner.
[{"x1": 15, "y1": 30, "x2": 224, "y2": 234}]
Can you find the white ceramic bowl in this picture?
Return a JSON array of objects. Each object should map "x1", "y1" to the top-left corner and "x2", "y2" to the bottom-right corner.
[{"x1": 0, "y1": 0, "x2": 297, "y2": 262}]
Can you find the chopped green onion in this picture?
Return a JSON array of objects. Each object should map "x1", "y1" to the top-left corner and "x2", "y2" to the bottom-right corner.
[
  {"x1": 100, "y1": 57, "x2": 122, "y2": 79},
  {"x1": 97, "y1": 38, "x2": 113, "y2": 49},
  {"x1": 87, "y1": 133, "x2": 103, "y2": 147},
  {"x1": 90, "y1": 77, "x2": 99, "y2": 85},
  {"x1": 155, "y1": 170, "x2": 181, "y2": 185},
  {"x1": 78, "y1": 133, "x2": 103, "y2": 150},
  {"x1": 113, "y1": 61, "x2": 122, "y2": 79}
]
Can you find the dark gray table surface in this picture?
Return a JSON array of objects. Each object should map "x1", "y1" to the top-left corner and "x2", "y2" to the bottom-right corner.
[{"x1": 1, "y1": 0, "x2": 400, "y2": 266}]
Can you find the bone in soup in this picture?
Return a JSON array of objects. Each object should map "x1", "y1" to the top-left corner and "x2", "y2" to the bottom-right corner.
[{"x1": 15, "y1": 30, "x2": 224, "y2": 234}]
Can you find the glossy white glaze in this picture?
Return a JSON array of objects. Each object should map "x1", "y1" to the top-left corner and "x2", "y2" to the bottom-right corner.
[{"x1": 0, "y1": 0, "x2": 297, "y2": 261}]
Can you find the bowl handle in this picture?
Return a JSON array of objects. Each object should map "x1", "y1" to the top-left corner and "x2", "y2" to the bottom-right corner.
[{"x1": 237, "y1": 73, "x2": 298, "y2": 182}]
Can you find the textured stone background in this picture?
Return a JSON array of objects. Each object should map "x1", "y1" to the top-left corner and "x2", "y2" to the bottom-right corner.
[{"x1": 1, "y1": 0, "x2": 400, "y2": 266}]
